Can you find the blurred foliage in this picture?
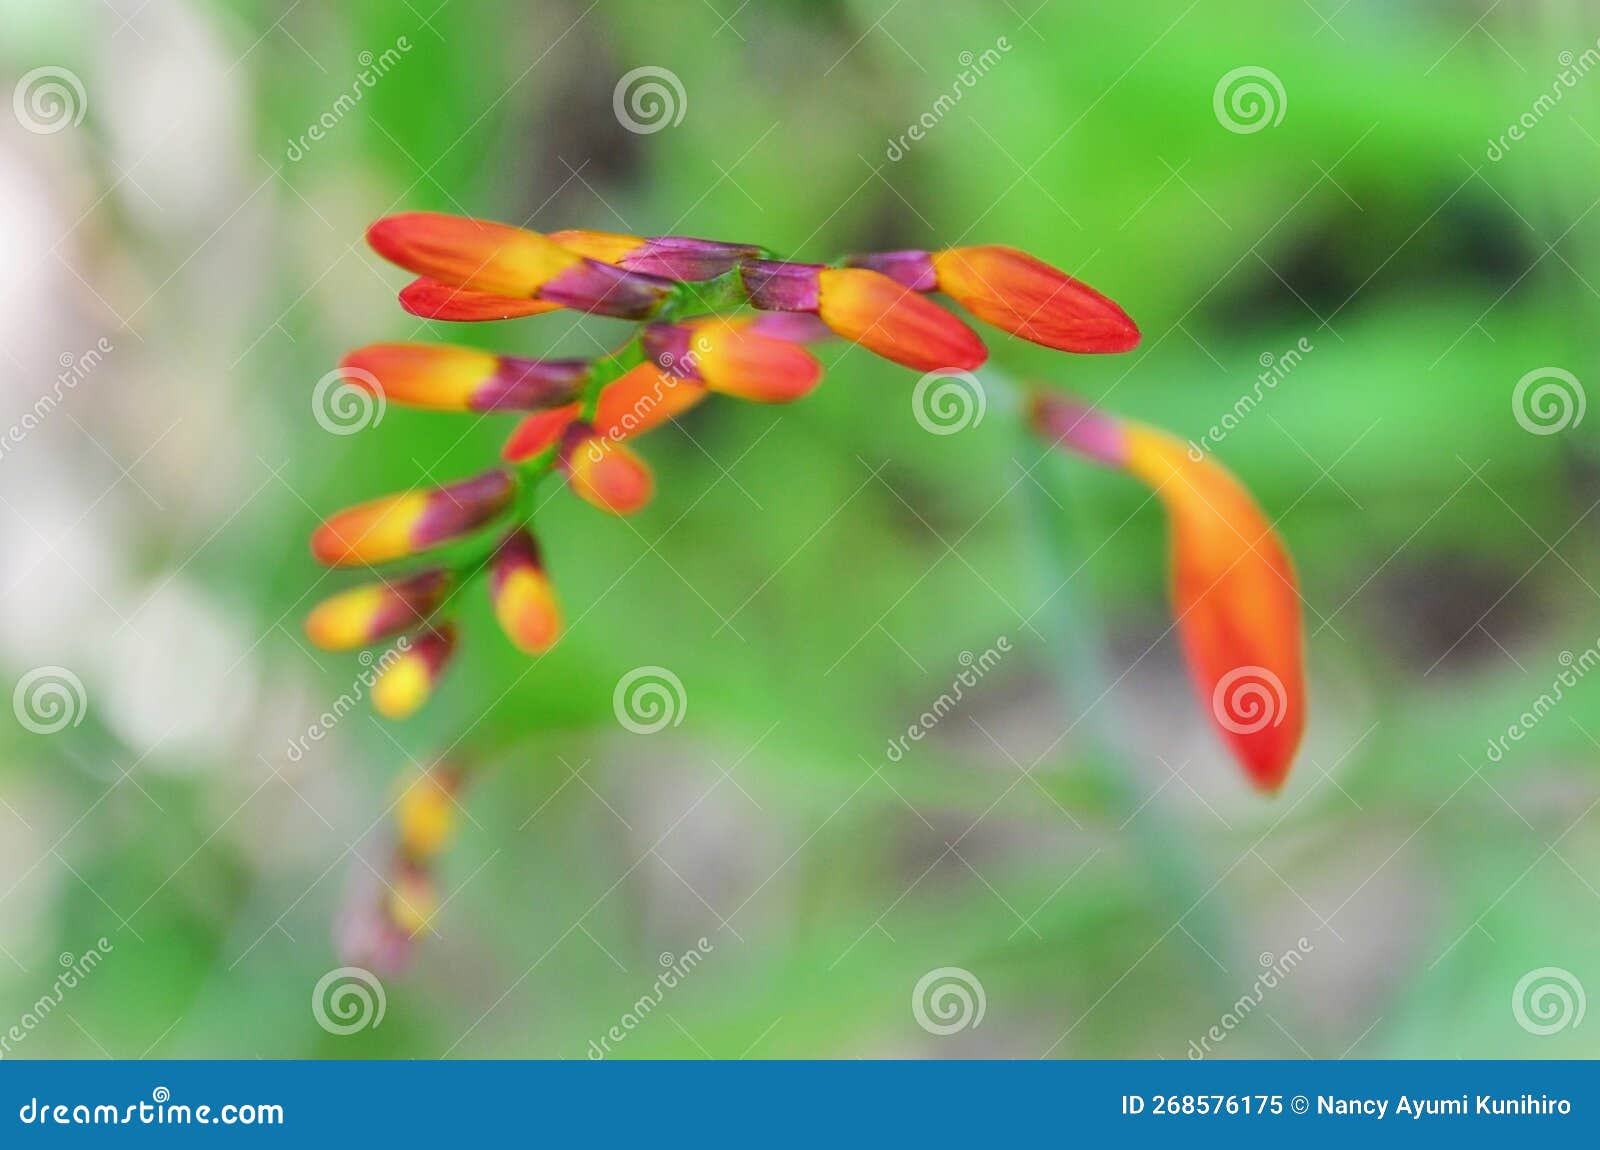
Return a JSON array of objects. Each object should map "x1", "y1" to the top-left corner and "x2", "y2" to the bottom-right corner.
[{"x1": 2, "y1": 0, "x2": 1598, "y2": 1059}]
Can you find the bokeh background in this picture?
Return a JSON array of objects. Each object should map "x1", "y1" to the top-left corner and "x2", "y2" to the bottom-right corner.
[{"x1": 2, "y1": 0, "x2": 1597, "y2": 1059}]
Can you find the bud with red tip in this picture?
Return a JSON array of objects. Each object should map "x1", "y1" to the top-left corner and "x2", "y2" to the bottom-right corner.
[
  {"x1": 642, "y1": 318, "x2": 822, "y2": 403},
  {"x1": 558, "y1": 421, "x2": 654, "y2": 515},
  {"x1": 847, "y1": 245, "x2": 1139, "y2": 354}
]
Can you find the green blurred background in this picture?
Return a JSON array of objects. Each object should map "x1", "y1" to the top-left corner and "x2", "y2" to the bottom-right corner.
[{"x1": 1, "y1": 0, "x2": 1597, "y2": 1058}]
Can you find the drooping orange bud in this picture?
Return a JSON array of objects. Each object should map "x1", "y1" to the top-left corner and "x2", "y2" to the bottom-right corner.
[
  {"x1": 559, "y1": 422, "x2": 654, "y2": 515},
  {"x1": 932, "y1": 246, "x2": 1140, "y2": 354},
  {"x1": 372, "y1": 625, "x2": 457, "y2": 720},
  {"x1": 368, "y1": 213, "x2": 582, "y2": 297},
  {"x1": 304, "y1": 569, "x2": 453, "y2": 651},
  {"x1": 817, "y1": 268, "x2": 986, "y2": 371},
  {"x1": 1031, "y1": 393, "x2": 1305, "y2": 791},
  {"x1": 489, "y1": 529, "x2": 563, "y2": 654},
  {"x1": 311, "y1": 471, "x2": 515, "y2": 567},
  {"x1": 594, "y1": 363, "x2": 708, "y2": 437}
]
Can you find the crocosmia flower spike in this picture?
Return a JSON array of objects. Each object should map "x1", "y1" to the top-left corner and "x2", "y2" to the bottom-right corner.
[
  {"x1": 1030, "y1": 393, "x2": 1305, "y2": 790},
  {"x1": 846, "y1": 245, "x2": 1139, "y2": 353}
]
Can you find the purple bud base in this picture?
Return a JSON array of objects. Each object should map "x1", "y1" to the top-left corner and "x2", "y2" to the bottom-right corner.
[{"x1": 843, "y1": 249, "x2": 937, "y2": 292}]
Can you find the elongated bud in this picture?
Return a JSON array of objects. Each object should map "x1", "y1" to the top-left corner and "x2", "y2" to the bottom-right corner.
[
  {"x1": 850, "y1": 246, "x2": 1139, "y2": 354},
  {"x1": 502, "y1": 404, "x2": 581, "y2": 464},
  {"x1": 341, "y1": 343, "x2": 589, "y2": 412},
  {"x1": 304, "y1": 569, "x2": 452, "y2": 651},
  {"x1": 396, "y1": 769, "x2": 459, "y2": 860},
  {"x1": 642, "y1": 319, "x2": 822, "y2": 403},
  {"x1": 311, "y1": 470, "x2": 515, "y2": 567},
  {"x1": 1031, "y1": 393, "x2": 1305, "y2": 791},
  {"x1": 742, "y1": 261, "x2": 986, "y2": 371},
  {"x1": 368, "y1": 212, "x2": 675, "y2": 319},
  {"x1": 372, "y1": 625, "x2": 457, "y2": 719},
  {"x1": 399, "y1": 277, "x2": 562, "y2": 320},
  {"x1": 559, "y1": 421, "x2": 654, "y2": 515},
  {"x1": 489, "y1": 529, "x2": 563, "y2": 654}
]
